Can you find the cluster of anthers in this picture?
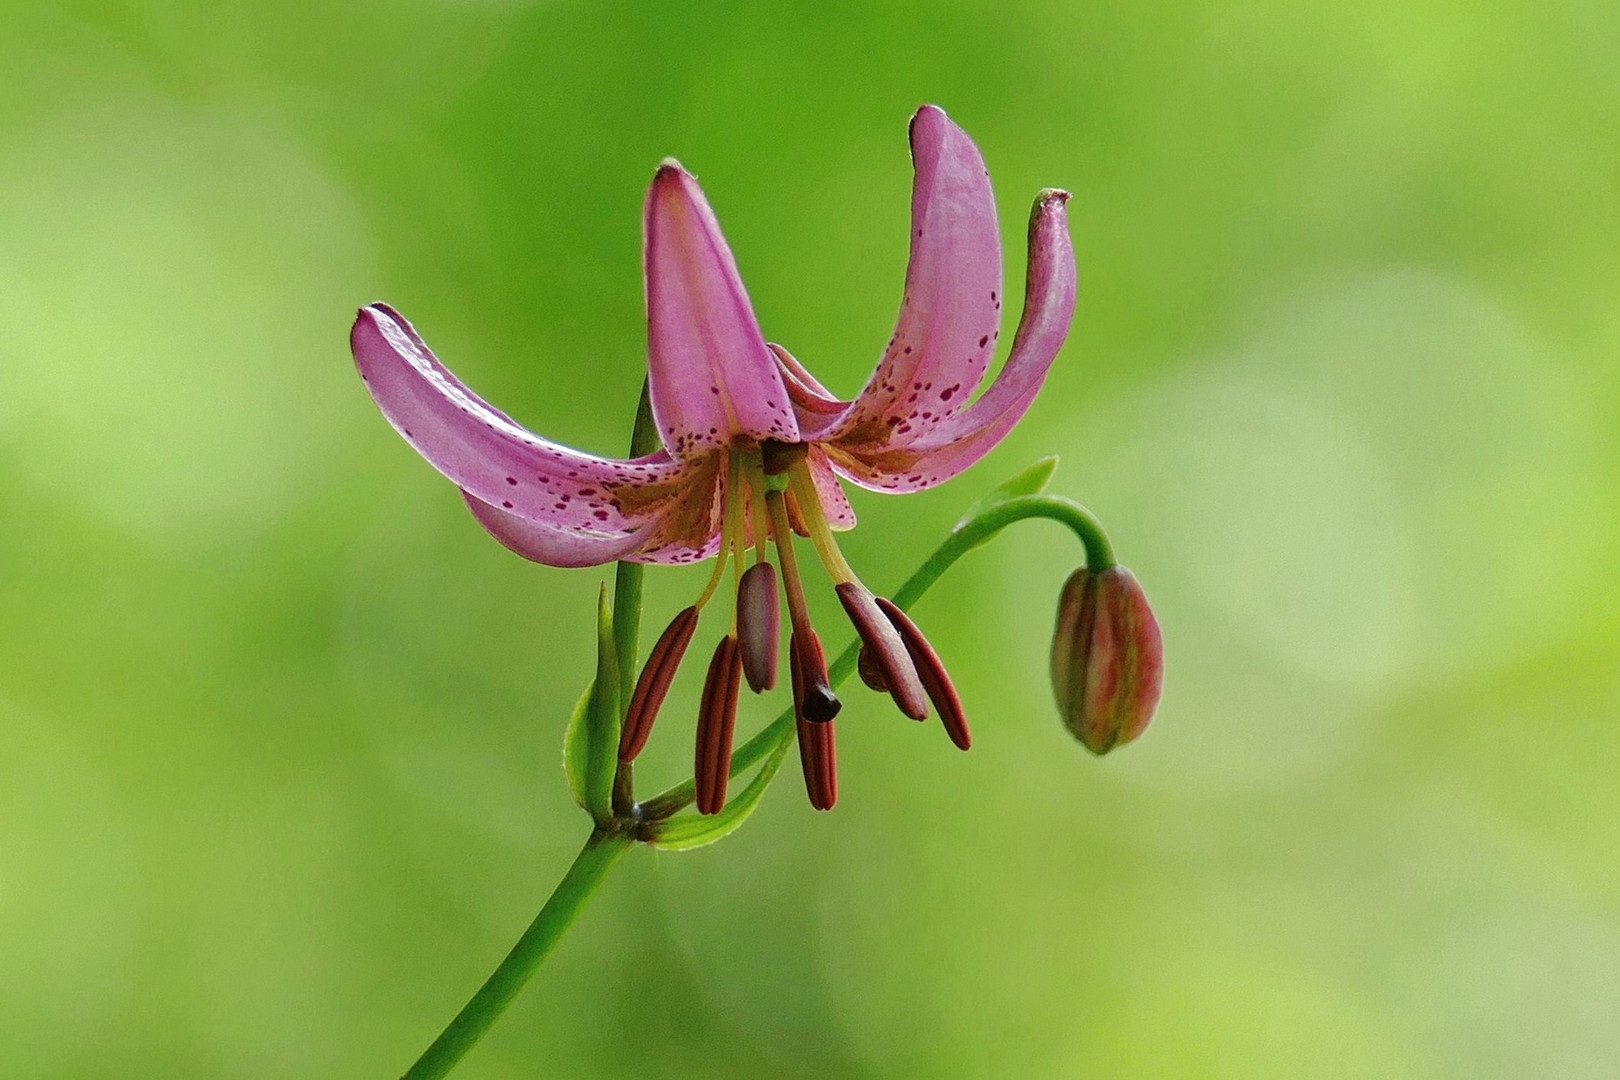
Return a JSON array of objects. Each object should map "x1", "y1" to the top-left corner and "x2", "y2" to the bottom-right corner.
[
  {"x1": 618, "y1": 437, "x2": 972, "y2": 813},
  {"x1": 350, "y1": 105, "x2": 1084, "y2": 813}
]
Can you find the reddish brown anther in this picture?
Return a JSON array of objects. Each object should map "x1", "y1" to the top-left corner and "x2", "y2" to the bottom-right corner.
[
  {"x1": 736, "y1": 561, "x2": 780, "y2": 692},
  {"x1": 857, "y1": 644, "x2": 890, "y2": 693},
  {"x1": 694, "y1": 634, "x2": 743, "y2": 815},
  {"x1": 619, "y1": 605, "x2": 699, "y2": 762},
  {"x1": 876, "y1": 598, "x2": 971, "y2": 750},
  {"x1": 835, "y1": 581, "x2": 928, "y2": 720},
  {"x1": 790, "y1": 632, "x2": 838, "y2": 810}
]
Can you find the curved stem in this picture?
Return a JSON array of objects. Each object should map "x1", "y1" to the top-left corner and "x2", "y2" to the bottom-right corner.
[
  {"x1": 400, "y1": 493, "x2": 1112, "y2": 1076},
  {"x1": 637, "y1": 494, "x2": 1111, "y2": 819},
  {"x1": 400, "y1": 829, "x2": 633, "y2": 1080}
]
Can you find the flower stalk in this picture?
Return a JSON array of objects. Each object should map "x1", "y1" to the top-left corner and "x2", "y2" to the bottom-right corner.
[
  {"x1": 398, "y1": 472, "x2": 1126, "y2": 1080},
  {"x1": 362, "y1": 104, "x2": 1156, "y2": 1080}
]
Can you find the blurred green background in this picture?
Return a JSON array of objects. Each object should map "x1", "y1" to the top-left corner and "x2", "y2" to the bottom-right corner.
[{"x1": 3, "y1": 1, "x2": 1618, "y2": 1077}]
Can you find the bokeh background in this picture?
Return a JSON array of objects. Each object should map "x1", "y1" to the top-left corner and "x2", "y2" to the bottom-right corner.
[{"x1": 3, "y1": 1, "x2": 1618, "y2": 1077}]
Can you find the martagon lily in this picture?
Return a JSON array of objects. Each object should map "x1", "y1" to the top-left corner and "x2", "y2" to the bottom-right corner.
[{"x1": 350, "y1": 105, "x2": 1076, "y2": 814}]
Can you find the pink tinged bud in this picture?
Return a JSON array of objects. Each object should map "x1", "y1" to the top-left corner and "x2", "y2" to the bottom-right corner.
[
  {"x1": 790, "y1": 631, "x2": 838, "y2": 810},
  {"x1": 736, "y1": 561, "x2": 780, "y2": 692},
  {"x1": 1051, "y1": 567, "x2": 1163, "y2": 755},
  {"x1": 695, "y1": 634, "x2": 744, "y2": 815},
  {"x1": 875, "y1": 598, "x2": 971, "y2": 751},
  {"x1": 619, "y1": 605, "x2": 700, "y2": 762},
  {"x1": 835, "y1": 582, "x2": 929, "y2": 720}
]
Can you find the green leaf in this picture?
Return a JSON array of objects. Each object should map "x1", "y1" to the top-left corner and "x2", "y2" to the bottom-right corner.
[
  {"x1": 563, "y1": 584, "x2": 622, "y2": 823},
  {"x1": 645, "y1": 738, "x2": 792, "y2": 851},
  {"x1": 562, "y1": 680, "x2": 595, "y2": 812},
  {"x1": 954, "y1": 455, "x2": 1059, "y2": 535}
]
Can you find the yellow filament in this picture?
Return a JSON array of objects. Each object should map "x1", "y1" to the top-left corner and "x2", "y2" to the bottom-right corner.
[
  {"x1": 764, "y1": 487, "x2": 815, "y2": 639},
  {"x1": 745, "y1": 456, "x2": 771, "y2": 565},
  {"x1": 694, "y1": 456, "x2": 746, "y2": 611},
  {"x1": 788, "y1": 462, "x2": 857, "y2": 585}
]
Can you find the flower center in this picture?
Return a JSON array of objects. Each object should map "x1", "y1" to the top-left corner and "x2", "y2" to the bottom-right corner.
[{"x1": 618, "y1": 439, "x2": 971, "y2": 815}]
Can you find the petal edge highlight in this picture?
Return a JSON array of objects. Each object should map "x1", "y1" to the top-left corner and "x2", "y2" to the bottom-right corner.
[{"x1": 352, "y1": 304, "x2": 703, "y2": 566}]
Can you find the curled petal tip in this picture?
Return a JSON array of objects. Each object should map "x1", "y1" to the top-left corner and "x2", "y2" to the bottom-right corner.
[{"x1": 1037, "y1": 187, "x2": 1071, "y2": 206}]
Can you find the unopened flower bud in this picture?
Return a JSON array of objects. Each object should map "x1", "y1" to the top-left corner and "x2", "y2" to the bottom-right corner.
[{"x1": 1051, "y1": 566, "x2": 1163, "y2": 755}]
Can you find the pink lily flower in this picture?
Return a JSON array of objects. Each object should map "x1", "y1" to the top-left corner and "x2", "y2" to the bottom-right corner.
[{"x1": 350, "y1": 105, "x2": 1076, "y2": 812}]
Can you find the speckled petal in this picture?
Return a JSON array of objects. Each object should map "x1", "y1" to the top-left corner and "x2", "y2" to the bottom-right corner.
[
  {"x1": 811, "y1": 106, "x2": 1003, "y2": 446},
  {"x1": 806, "y1": 447, "x2": 856, "y2": 531},
  {"x1": 822, "y1": 189, "x2": 1076, "y2": 493},
  {"x1": 462, "y1": 491, "x2": 660, "y2": 567},
  {"x1": 352, "y1": 304, "x2": 701, "y2": 564},
  {"x1": 768, "y1": 343, "x2": 844, "y2": 429},
  {"x1": 644, "y1": 162, "x2": 798, "y2": 459}
]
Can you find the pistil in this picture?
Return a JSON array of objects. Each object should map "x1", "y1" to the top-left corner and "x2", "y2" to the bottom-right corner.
[
  {"x1": 790, "y1": 631, "x2": 838, "y2": 810},
  {"x1": 762, "y1": 443, "x2": 840, "y2": 723}
]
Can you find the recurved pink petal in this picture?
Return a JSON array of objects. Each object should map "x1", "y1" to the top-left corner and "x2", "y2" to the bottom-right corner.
[
  {"x1": 644, "y1": 162, "x2": 798, "y2": 459},
  {"x1": 768, "y1": 343, "x2": 843, "y2": 427},
  {"x1": 814, "y1": 105, "x2": 1003, "y2": 446},
  {"x1": 463, "y1": 491, "x2": 658, "y2": 567},
  {"x1": 352, "y1": 304, "x2": 703, "y2": 565},
  {"x1": 822, "y1": 189, "x2": 1076, "y2": 493}
]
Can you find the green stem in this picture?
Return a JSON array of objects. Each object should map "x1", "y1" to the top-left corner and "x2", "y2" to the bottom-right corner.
[
  {"x1": 637, "y1": 493, "x2": 1111, "y2": 819},
  {"x1": 610, "y1": 381, "x2": 661, "y2": 708},
  {"x1": 400, "y1": 829, "x2": 633, "y2": 1080},
  {"x1": 401, "y1": 491, "x2": 1112, "y2": 1076},
  {"x1": 610, "y1": 383, "x2": 661, "y2": 821}
]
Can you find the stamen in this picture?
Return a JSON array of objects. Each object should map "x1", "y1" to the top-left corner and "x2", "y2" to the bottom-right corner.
[
  {"x1": 694, "y1": 634, "x2": 743, "y2": 815},
  {"x1": 790, "y1": 631, "x2": 839, "y2": 810},
  {"x1": 743, "y1": 456, "x2": 771, "y2": 565},
  {"x1": 790, "y1": 625, "x2": 841, "y2": 725},
  {"x1": 786, "y1": 467, "x2": 856, "y2": 585},
  {"x1": 876, "y1": 598, "x2": 971, "y2": 751},
  {"x1": 692, "y1": 522, "x2": 732, "y2": 611},
  {"x1": 783, "y1": 461, "x2": 929, "y2": 722},
  {"x1": 857, "y1": 644, "x2": 890, "y2": 692},
  {"x1": 694, "y1": 455, "x2": 747, "y2": 613},
  {"x1": 836, "y1": 582, "x2": 929, "y2": 720},
  {"x1": 736, "y1": 561, "x2": 779, "y2": 692},
  {"x1": 619, "y1": 605, "x2": 700, "y2": 762}
]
